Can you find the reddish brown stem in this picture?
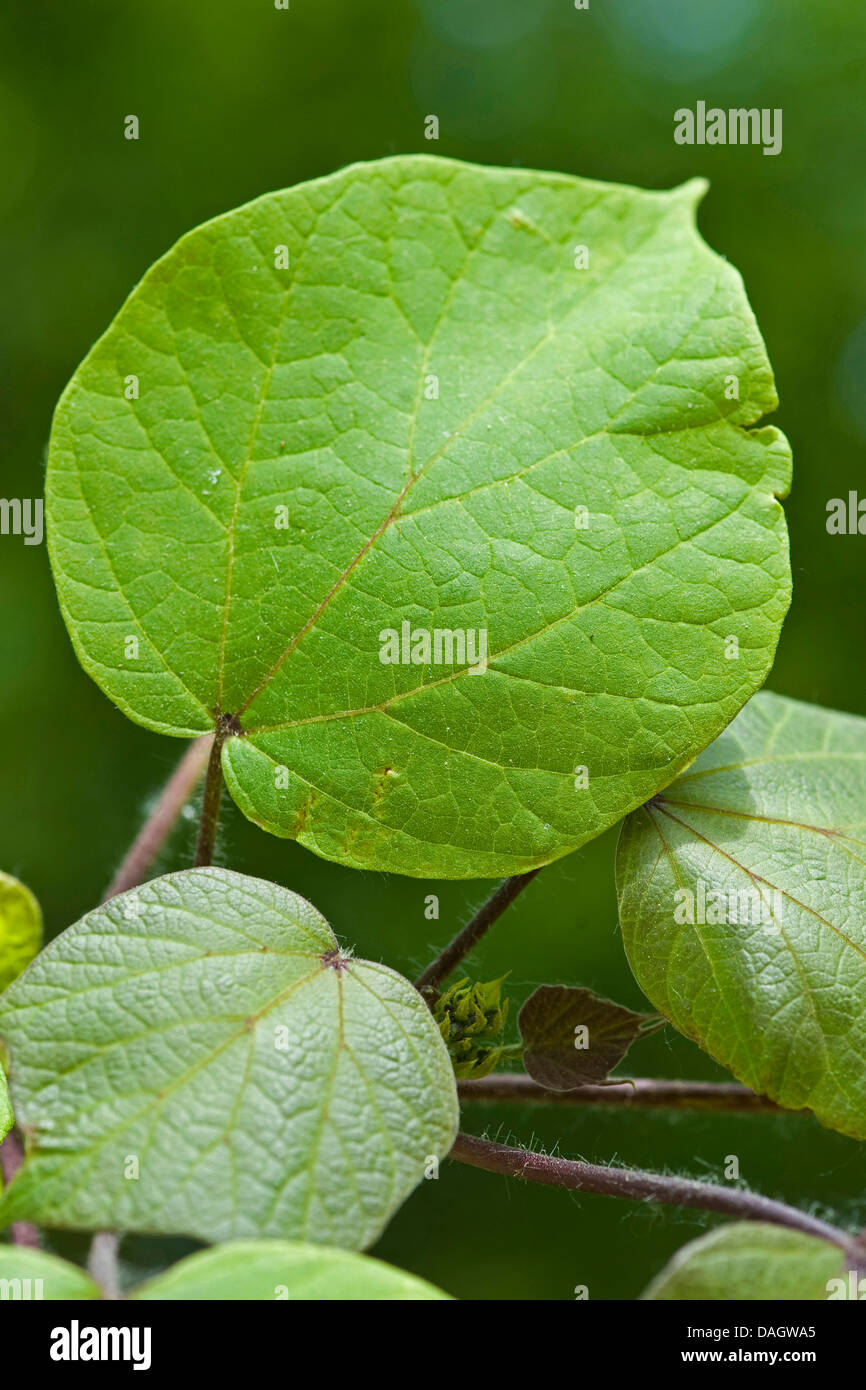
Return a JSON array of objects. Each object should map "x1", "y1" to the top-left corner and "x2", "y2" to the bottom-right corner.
[
  {"x1": 0, "y1": 1130, "x2": 39, "y2": 1247},
  {"x1": 103, "y1": 734, "x2": 213, "y2": 901},
  {"x1": 450, "y1": 1131, "x2": 847, "y2": 1247},
  {"x1": 415, "y1": 870, "x2": 540, "y2": 994},
  {"x1": 194, "y1": 716, "x2": 239, "y2": 868},
  {"x1": 458, "y1": 1074, "x2": 785, "y2": 1114}
]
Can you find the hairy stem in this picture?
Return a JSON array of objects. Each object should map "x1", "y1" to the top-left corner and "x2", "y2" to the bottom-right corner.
[
  {"x1": 450, "y1": 1131, "x2": 847, "y2": 1247},
  {"x1": 415, "y1": 870, "x2": 540, "y2": 994},
  {"x1": 102, "y1": 734, "x2": 213, "y2": 902},
  {"x1": 458, "y1": 1075, "x2": 785, "y2": 1114},
  {"x1": 194, "y1": 716, "x2": 238, "y2": 868},
  {"x1": 85, "y1": 734, "x2": 213, "y2": 1281},
  {"x1": 0, "y1": 1130, "x2": 39, "y2": 1247},
  {"x1": 88, "y1": 1230, "x2": 122, "y2": 1300}
]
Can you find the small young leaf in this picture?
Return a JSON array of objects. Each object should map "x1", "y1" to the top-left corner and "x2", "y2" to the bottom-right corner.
[
  {"x1": 0, "y1": 1246, "x2": 101, "y2": 1300},
  {"x1": 617, "y1": 691, "x2": 866, "y2": 1138},
  {"x1": 433, "y1": 974, "x2": 510, "y2": 1078},
  {"x1": 519, "y1": 984, "x2": 654, "y2": 1089},
  {"x1": 132, "y1": 1239, "x2": 450, "y2": 1300},
  {"x1": 46, "y1": 155, "x2": 790, "y2": 878},
  {"x1": 642, "y1": 1223, "x2": 845, "y2": 1301},
  {"x1": 0, "y1": 869, "x2": 458, "y2": 1248},
  {"x1": 0, "y1": 870, "x2": 42, "y2": 993}
]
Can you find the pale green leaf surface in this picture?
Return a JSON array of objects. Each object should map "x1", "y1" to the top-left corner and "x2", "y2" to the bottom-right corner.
[
  {"x1": 0, "y1": 868, "x2": 458, "y2": 1246},
  {"x1": 47, "y1": 155, "x2": 790, "y2": 877},
  {"x1": 642, "y1": 1223, "x2": 844, "y2": 1301},
  {"x1": 132, "y1": 1239, "x2": 450, "y2": 1300},
  {"x1": 0, "y1": 1246, "x2": 101, "y2": 1300},
  {"x1": 617, "y1": 692, "x2": 866, "y2": 1138},
  {"x1": 0, "y1": 870, "x2": 42, "y2": 993},
  {"x1": 0, "y1": 1066, "x2": 10, "y2": 1143}
]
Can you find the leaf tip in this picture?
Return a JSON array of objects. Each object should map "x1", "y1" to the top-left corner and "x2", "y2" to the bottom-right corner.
[{"x1": 679, "y1": 175, "x2": 710, "y2": 204}]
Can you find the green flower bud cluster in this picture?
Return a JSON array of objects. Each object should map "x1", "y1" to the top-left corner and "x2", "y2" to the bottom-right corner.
[{"x1": 432, "y1": 975, "x2": 510, "y2": 1079}]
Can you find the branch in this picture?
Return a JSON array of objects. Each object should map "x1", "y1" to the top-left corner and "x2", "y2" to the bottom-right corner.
[
  {"x1": 458, "y1": 1075, "x2": 786, "y2": 1114},
  {"x1": 102, "y1": 734, "x2": 213, "y2": 901},
  {"x1": 0, "y1": 1130, "x2": 39, "y2": 1247},
  {"x1": 450, "y1": 1131, "x2": 848, "y2": 1247},
  {"x1": 415, "y1": 869, "x2": 540, "y2": 993},
  {"x1": 194, "y1": 716, "x2": 239, "y2": 868}
]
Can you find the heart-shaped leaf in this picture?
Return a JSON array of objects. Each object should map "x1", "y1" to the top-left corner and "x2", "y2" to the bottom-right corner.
[
  {"x1": 519, "y1": 984, "x2": 655, "y2": 1089},
  {"x1": 617, "y1": 692, "x2": 866, "y2": 1138},
  {"x1": 642, "y1": 1223, "x2": 845, "y2": 1301},
  {"x1": 0, "y1": 1246, "x2": 102, "y2": 1300},
  {"x1": 0, "y1": 870, "x2": 42, "y2": 993},
  {"x1": 47, "y1": 155, "x2": 790, "y2": 877},
  {"x1": 132, "y1": 1239, "x2": 450, "y2": 1300},
  {"x1": 0, "y1": 868, "x2": 458, "y2": 1247}
]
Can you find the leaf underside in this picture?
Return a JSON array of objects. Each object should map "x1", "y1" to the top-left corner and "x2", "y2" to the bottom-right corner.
[
  {"x1": 0, "y1": 869, "x2": 458, "y2": 1247},
  {"x1": 519, "y1": 984, "x2": 652, "y2": 1089},
  {"x1": 642, "y1": 1222, "x2": 844, "y2": 1301},
  {"x1": 617, "y1": 691, "x2": 866, "y2": 1139},
  {"x1": 47, "y1": 154, "x2": 791, "y2": 876}
]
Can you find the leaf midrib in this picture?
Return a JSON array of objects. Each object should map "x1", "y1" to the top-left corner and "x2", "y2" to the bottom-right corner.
[
  {"x1": 653, "y1": 802, "x2": 866, "y2": 963},
  {"x1": 651, "y1": 798, "x2": 863, "y2": 1117}
]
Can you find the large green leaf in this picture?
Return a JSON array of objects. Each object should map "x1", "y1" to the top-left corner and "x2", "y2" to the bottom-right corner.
[
  {"x1": 642, "y1": 1223, "x2": 845, "y2": 1301},
  {"x1": 0, "y1": 1246, "x2": 101, "y2": 1300},
  {"x1": 47, "y1": 155, "x2": 790, "y2": 877},
  {"x1": 617, "y1": 692, "x2": 866, "y2": 1138},
  {"x1": 132, "y1": 1239, "x2": 450, "y2": 1300},
  {"x1": 0, "y1": 869, "x2": 458, "y2": 1246},
  {"x1": 0, "y1": 870, "x2": 42, "y2": 993}
]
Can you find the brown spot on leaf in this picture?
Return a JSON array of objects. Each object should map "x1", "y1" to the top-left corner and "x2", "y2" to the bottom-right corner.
[
  {"x1": 294, "y1": 793, "x2": 318, "y2": 835},
  {"x1": 372, "y1": 765, "x2": 399, "y2": 806}
]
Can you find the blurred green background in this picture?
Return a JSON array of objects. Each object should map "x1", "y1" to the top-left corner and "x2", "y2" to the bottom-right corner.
[{"x1": 2, "y1": 0, "x2": 865, "y2": 1299}]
